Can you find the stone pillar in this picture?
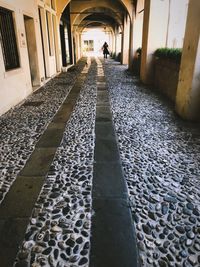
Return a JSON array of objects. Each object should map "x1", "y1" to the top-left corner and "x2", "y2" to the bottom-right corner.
[
  {"x1": 108, "y1": 32, "x2": 112, "y2": 53},
  {"x1": 71, "y1": 33, "x2": 75, "y2": 64},
  {"x1": 114, "y1": 27, "x2": 118, "y2": 57},
  {"x1": 132, "y1": 0, "x2": 144, "y2": 74},
  {"x1": 117, "y1": 32, "x2": 122, "y2": 56},
  {"x1": 132, "y1": 0, "x2": 144, "y2": 53},
  {"x1": 109, "y1": 31, "x2": 114, "y2": 55},
  {"x1": 140, "y1": 0, "x2": 169, "y2": 84},
  {"x1": 176, "y1": 0, "x2": 200, "y2": 121},
  {"x1": 70, "y1": 6, "x2": 76, "y2": 64},
  {"x1": 115, "y1": 27, "x2": 122, "y2": 59},
  {"x1": 116, "y1": 32, "x2": 119, "y2": 56},
  {"x1": 128, "y1": 18, "x2": 134, "y2": 71},
  {"x1": 122, "y1": 14, "x2": 130, "y2": 65},
  {"x1": 74, "y1": 33, "x2": 80, "y2": 61},
  {"x1": 53, "y1": 16, "x2": 62, "y2": 72},
  {"x1": 128, "y1": 2, "x2": 135, "y2": 71},
  {"x1": 78, "y1": 33, "x2": 82, "y2": 58}
]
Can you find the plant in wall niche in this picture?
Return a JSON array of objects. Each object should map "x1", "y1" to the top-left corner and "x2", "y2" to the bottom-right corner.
[
  {"x1": 116, "y1": 52, "x2": 121, "y2": 62},
  {"x1": 132, "y1": 48, "x2": 142, "y2": 76},
  {"x1": 112, "y1": 52, "x2": 116, "y2": 59},
  {"x1": 136, "y1": 47, "x2": 142, "y2": 58},
  {"x1": 154, "y1": 48, "x2": 182, "y2": 63}
]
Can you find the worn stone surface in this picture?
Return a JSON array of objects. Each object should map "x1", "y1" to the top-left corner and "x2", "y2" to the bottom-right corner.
[
  {"x1": 14, "y1": 60, "x2": 96, "y2": 267},
  {"x1": 0, "y1": 59, "x2": 86, "y2": 204},
  {"x1": 104, "y1": 59, "x2": 200, "y2": 267},
  {"x1": 0, "y1": 176, "x2": 44, "y2": 218},
  {"x1": 89, "y1": 58, "x2": 138, "y2": 267},
  {"x1": 2, "y1": 57, "x2": 200, "y2": 266}
]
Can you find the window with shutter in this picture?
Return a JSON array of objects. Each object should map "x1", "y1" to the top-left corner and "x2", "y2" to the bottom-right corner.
[{"x1": 0, "y1": 7, "x2": 20, "y2": 71}]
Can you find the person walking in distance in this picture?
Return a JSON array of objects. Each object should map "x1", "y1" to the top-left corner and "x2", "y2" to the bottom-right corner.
[{"x1": 102, "y1": 42, "x2": 109, "y2": 58}]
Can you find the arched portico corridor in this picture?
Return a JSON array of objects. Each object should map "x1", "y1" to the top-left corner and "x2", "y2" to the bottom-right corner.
[{"x1": 0, "y1": 57, "x2": 200, "y2": 267}]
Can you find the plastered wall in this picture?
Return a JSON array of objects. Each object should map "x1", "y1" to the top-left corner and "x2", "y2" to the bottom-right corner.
[
  {"x1": 0, "y1": 0, "x2": 59, "y2": 115},
  {"x1": 166, "y1": 0, "x2": 189, "y2": 48}
]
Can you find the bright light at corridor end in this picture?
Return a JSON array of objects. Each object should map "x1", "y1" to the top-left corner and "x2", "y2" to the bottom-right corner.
[{"x1": 81, "y1": 28, "x2": 111, "y2": 57}]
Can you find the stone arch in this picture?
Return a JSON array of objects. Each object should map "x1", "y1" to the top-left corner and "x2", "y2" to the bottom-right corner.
[
  {"x1": 56, "y1": 0, "x2": 70, "y2": 19},
  {"x1": 70, "y1": 2, "x2": 125, "y2": 28}
]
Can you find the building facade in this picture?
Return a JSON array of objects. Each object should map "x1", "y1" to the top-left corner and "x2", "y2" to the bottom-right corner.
[
  {"x1": 0, "y1": 0, "x2": 61, "y2": 115},
  {"x1": 0, "y1": 0, "x2": 200, "y2": 120}
]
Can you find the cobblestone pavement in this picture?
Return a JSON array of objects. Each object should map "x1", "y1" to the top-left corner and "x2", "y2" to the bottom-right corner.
[
  {"x1": 104, "y1": 59, "x2": 200, "y2": 267},
  {"x1": 2, "y1": 57, "x2": 200, "y2": 267},
  {"x1": 15, "y1": 60, "x2": 96, "y2": 267},
  {"x1": 0, "y1": 60, "x2": 85, "y2": 204}
]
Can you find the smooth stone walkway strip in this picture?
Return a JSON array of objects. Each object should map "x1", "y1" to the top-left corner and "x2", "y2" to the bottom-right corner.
[
  {"x1": 15, "y1": 58, "x2": 95, "y2": 267},
  {"x1": 0, "y1": 61, "x2": 89, "y2": 267},
  {"x1": 89, "y1": 58, "x2": 139, "y2": 267},
  {"x1": 0, "y1": 59, "x2": 86, "y2": 205}
]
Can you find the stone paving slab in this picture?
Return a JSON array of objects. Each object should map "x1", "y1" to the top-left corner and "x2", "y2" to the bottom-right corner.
[
  {"x1": 97, "y1": 91, "x2": 110, "y2": 105},
  {"x1": 90, "y1": 58, "x2": 138, "y2": 267},
  {"x1": 0, "y1": 176, "x2": 44, "y2": 218},
  {"x1": 96, "y1": 106, "x2": 112, "y2": 122},
  {"x1": 47, "y1": 122, "x2": 66, "y2": 130},
  {"x1": 0, "y1": 218, "x2": 29, "y2": 267},
  {"x1": 63, "y1": 97, "x2": 77, "y2": 105},
  {"x1": 97, "y1": 78, "x2": 106, "y2": 83},
  {"x1": 95, "y1": 121, "x2": 115, "y2": 139},
  {"x1": 93, "y1": 163, "x2": 127, "y2": 199},
  {"x1": 19, "y1": 148, "x2": 56, "y2": 177},
  {"x1": 94, "y1": 139, "x2": 120, "y2": 162},
  {"x1": 52, "y1": 105, "x2": 74, "y2": 123},
  {"x1": 36, "y1": 128, "x2": 64, "y2": 148},
  {"x1": 96, "y1": 86, "x2": 107, "y2": 91},
  {"x1": 90, "y1": 198, "x2": 139, "y2": 267}
]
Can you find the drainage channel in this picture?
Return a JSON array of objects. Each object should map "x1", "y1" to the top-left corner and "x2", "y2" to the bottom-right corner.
[
  {"x1": 0, "y1": 58, "x2": 91, "y2": 267},
  {"x1": 89, "y1": 57, "x2": 139, "y2": 267}
]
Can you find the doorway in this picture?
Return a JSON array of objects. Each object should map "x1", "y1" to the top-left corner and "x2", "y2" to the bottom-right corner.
[
  {"x1": 73, "y1": 37, "x2": 76, "y2": 64},
  {"x1": 38, "y1": 8, "x2": 47, "y2": 79},
  {"x1": 60, "y1": 22, "x2": 67, "y2": 67},
  {"x1": 52, "y1": 15, "x2": 60, "y2": 72},
  {"x1": 60, "y1": 22, "x2": 72, "y2": 67},
  {"x1": 60, "y1": 4, "x2": 73, "y2": 68},
  {"x1": 24, "y1": 15, "x2": 40, "y2": 87}
]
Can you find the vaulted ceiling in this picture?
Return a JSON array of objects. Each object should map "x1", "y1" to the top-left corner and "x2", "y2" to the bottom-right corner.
[{"x1": 57, "y1": 0, "x2": 135, "y2": 33}]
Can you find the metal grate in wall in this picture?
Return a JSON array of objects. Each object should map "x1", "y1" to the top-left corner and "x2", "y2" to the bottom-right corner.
[{"x1": 23, "y1": 101, "x2": 44, "y2": 107}]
